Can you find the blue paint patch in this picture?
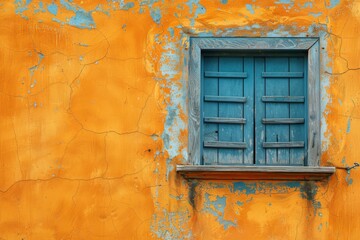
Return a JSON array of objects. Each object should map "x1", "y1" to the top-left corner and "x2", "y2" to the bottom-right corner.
[
  {"x1": 233, "y1": 181, "x2": 302, "y2": 195},
  {"x1": 236, "y1": 201, "x2": 244, "y2": 206},
  {"x1": 203, "y1": 194, "x2": 236, "y2": 230},
  {"x1": 52, "y1": 17, "x2": 63, "y2": 25},
  {"x1": 14, "y1": 0, "x2": 32, "y2": 19},
  {"x1": 221, "y1": 0, "x2": 228, "y2": 4},
  {"x1": 246, "y1": 4, "x2": 255, "y2": 14},
  {"x1": 233, "y1": 182, "x2": 256, "y2": 195},
  {"x1": 121, "y1": 2, "x2": 134, "y2": 10},
  {"x1": 59, "y1": 0, "x2": 96, "y2": 29},
  {"x1": 159, "y1": 39, "x2": 187, "y2": 168},
  {"x1": 29, "y1": 52, "x2": 44, "y2": 77},
  {"x1": 194, "y1": 3, "x2": 206, "y2": 16},
  {"x1": 281, "y1": 181, "x2": 301, "y2": 188},
  {"x1": 151, "y1": 209, "x2": 193, "y2": 239},
  {"x1": 166, "y1": 158, "x2": 174, "y2": 180},
  {"x1": 47, "y1": 3, "x2": 58, "y2": 15},
  {"x1": 68, "y1": 9, "x2": 95, "y2": 29},
  {"x1": 309, "y1": 12, "x2": 322, "y2": 17},
  {"x1": 168, "y1": 27, "x2": 174, "y2": 37},
  {"x1": 150, "y1": 7, "x2": 161, "y2": 24},
  {"x1": 186, "y1": 0, "x2": 206, "y2": 26},
  {"x1": 34, "y1": 1, "x2": 46, "y2": 14},
  {"x1": 347, "y1": 118, "x2": 351, "y2": 133},
  {"x1": 346, "y1": 170, "x2": 353, "y2": 185},
  {"x1": 303, "y1": 2, "x2": 313, "y2": 8},
  {"x1": 275, "y1": 0, "x2": 292, "y2": 3},
  {"x1": 299, "y1": 182, "x2": 321, "y2": 214},
  {"x1": 327, "y1": 0, "x2": 340, "y2": 8},
  {"x1": 94, "y1": 5, "x2": 110, "y2": 16}
]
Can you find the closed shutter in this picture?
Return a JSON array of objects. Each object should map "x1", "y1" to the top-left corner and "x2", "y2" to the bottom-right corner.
[
  {"x1": 255, "y1": 56, "x2": 307, "y2": 165},
  {"x1": 202, "y1": 56, "x2": 254, "y2": 165}
]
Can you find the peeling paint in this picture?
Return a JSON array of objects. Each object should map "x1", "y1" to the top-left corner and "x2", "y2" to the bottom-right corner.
[
  {"x1": 56, "y1": 0, "x2": 98, "y2": 29},
  {"x1": 347, "y1": 118, "x2": 351, "y2": 133},
  {"x1": 47, "y1": 2, "x2": 58, "y2": 16},
  {"x1": 300, "y1": 182, "x2": 321, "y2": 214},
  {"x1": 327, "y1": 0, "x2": 341, "y2": 8},
  {"x1": 203, "y1": 193, "x2": 236, "y2": 230},
  {"x1": 150, "y1": 7, "x2": 161, "y2": 24},
  {"x1": 120, "y1": 2, "x2": 135, "y2": 10},
  {"x1": 186, "y1": 0, "x2": 206, "y2": 26},
  {"x1": 14, "y1": 0, "x2": 32, "y2": 19},
  {"x1": 246, "y1": 4, "x2": 255, "y2": 14},
  {"x1": 309, "y1": 12, "x2": 323, "y2": 17},
  {"x1": 346, "y1": 170, "x2": 354, "y2": 185}
]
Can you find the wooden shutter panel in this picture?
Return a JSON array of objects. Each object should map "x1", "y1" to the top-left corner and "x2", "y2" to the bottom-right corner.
[
  {"x1": 255, "y1": 56, "x2": 307, "y2": 165},
  {"x1": 202, "y1": 56, "x2": 254, "y2": 165}
]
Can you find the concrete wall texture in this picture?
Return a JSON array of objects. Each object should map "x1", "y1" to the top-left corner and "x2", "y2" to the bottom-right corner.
[{"x1": 0, "y1": 0, "x2": 359, "y2": 239}]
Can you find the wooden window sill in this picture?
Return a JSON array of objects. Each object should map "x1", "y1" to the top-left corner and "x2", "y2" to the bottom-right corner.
[{"x1": 176, "y1": 165, "x2": 335, "y2": 181}]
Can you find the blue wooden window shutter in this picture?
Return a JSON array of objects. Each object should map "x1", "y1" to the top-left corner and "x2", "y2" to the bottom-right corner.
[
  {"x1": 201, "y1": 53, "x2": 307, "y2": 166},
  {"x1": 188, "y1": 38, "x2": 321, "y2": 167}
]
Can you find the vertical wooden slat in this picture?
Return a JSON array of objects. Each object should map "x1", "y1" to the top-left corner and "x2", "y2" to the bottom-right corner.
[
  {"x1": 289, "y1": 57, "x2": 306, "y2": 165},
  {"x1": 307, "y1": 41, "x2": 320, "y2": 166},
  {"x1": 189, "y1": 40, "x2": 201, "y2": 165},
  {"x1": 265, "y1": 57, "x2": 290, "y2": 165},
  {"x1": 255, "y1": 57, "x2": 266, "y2": 164},
  {"x1": 218, "y1": 57, "x2": 244, "y2": 164},
  {"x1": 244, "y1": 57, "x2": 255, "y2": 164},
  {"x1": 203, "y1": 57, "x2": 219, "y2": 165}
]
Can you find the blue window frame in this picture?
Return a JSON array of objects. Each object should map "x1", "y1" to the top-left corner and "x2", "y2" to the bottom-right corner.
[
  {"x1": 201, "y1": 53, "x2": 307, "y2": 166},
  {"x1": 188, "y1": 38, "x2": 321, "y2": 167}
]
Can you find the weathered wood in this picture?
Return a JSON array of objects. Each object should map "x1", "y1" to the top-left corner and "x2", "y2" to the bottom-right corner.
[
  {"x1": 202, "y1": 56, "x2": 219, "y2": 165},
  {"x1": 188, "y1": 37, "x2": 320, "y2": 167},
  {"x1": 192, "y1": 38, "x2": 318, "y2": 51},
  {"x1": 263, "y1": 142, "x2": 305, "y2": 148},
  {"x1": 188, "y1": 39, "x2": 202, "y2": 165},
  {"x1": 289, "y1": 57, "x2": 306, "y2": 165},
  {"x1": 262, "y1": 72, "x2": 303, "y2": 78},
  {"x1": 264, "y1": 57, "x2": 290, "y2": 165},
  {"x1": 217, "y1": 57, "x2": 245, "y2": 164},
  {"x1": 203, "y1": 52, "x2": 307, "y2": 57},
  {"x1": 262, "y1": 118, "x2": 305, "y2": 124},
  {"x1": 243, "y1": 57, "x2": 255, "y2": 164},
  {"x1": 205, "y1": 95, "x2": 247, "y2": 103},
  {"x1": 262, "y1": 96, "x2": 305, "y2": 103},
  {"x1": 176, "y1": 165, "x2": 335, "y2": 180},
  {"x1": 205, "y1": 71, "x2": 247, "y2": 78},
  {"x1": 255, "y1": 57, "x2": 266, "y2": 164},
  {"x1": 204, "y1": 117, "x2": 246, "y2": 124},
  {"x1": 204, "y1": 141, "x2": 247, "y2": 149},
  {"x1": 307, "y1": 41, "x2": 320, "y2": 166}
]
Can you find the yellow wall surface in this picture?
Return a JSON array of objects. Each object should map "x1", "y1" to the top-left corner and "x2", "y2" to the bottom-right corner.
[{"x1": 0, "y1": 0, "x2": 360, "y2": 239}]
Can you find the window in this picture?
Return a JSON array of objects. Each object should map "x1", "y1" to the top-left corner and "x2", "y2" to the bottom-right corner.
[{"x1": 178, "y1": 38, "x2": 335, "y2": 180}]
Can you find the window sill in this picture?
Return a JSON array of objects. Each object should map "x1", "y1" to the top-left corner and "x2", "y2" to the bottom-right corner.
[{"x1": 176, "y1": 165, "x2": 335, "y2": 181}]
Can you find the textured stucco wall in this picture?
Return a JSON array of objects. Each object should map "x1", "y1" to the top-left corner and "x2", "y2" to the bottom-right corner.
[{"x1": 0, "y1": 0, "x2": 359, "y2": 239}]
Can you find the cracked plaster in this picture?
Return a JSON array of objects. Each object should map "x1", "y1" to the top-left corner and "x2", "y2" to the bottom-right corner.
[{"x1": 0, "y1": 0, "x2": 360, "y2": 239}]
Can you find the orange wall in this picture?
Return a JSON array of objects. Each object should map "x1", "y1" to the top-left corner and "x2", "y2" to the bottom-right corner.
[{"x1": 0, "y1": 0, "x2": 360, "y2": 239}]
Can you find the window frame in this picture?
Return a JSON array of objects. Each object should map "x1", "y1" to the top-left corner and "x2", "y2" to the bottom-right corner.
[
  {"x1": 189, "y1": 37, "x2": 320, "y2": 166},
  {"x1": 178, "y1": 37, "x2": 335, "y2": 180}
]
